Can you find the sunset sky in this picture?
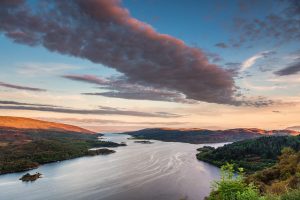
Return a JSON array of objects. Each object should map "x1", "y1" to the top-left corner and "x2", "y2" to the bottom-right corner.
[{"x1": 0, "y1": 0, "x2": 300, "y2": 132}]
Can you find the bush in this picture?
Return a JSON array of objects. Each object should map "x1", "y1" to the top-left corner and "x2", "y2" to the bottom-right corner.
[
  {"x1": 207, "y1": 163, "x2": 264, "y2": 200},
  {"x1": 281, "y1": 189, "x2": 300, "y2": 200}
]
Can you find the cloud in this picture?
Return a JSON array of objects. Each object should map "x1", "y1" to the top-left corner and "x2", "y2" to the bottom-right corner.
[
  {"x1": 205, "y1": 51, "x2": 223, "y2": 63},
  {"x1": 272, "y1": 110, "x2": 281, "y2": 113},
  {"x1": 0, "y1": 0, "x2": 235, "y2": 105},
  {"x1": 0, "y1": 81, "x2": 46, "y2": 92},
  {"x1": 64, "y1": 74, "x2": 197, "y2": 103},
  {"x1": 215, "y1": 42, "x2": 228, "y2": 48},
  {"x1": 233, "y1": 0, "x2": 300, "y2": 46},
  {"x1": 243, "y1": 79, "x2": 286, "y2": 91},
  {"x1": 38, "y1": 117, "x2": 187, "y2": 126},
  {"x1": 240, "y1": 54, "x2": 263, "y2": 72},
  {"x1": 286, "y1": 126, "x2": 300, "y2": 131},
  {"x1": 240, "y1": 51, "x2": 276, "y2": 72},
  {"x1": 63, "y1": 75, "x2": 109, "y2": 85},
  {"x1": 237, "y1": 96, "x2": 276, "y2": 107},
  {"x1": 0, "y1": 104, "x2": 180, "y2": 118},
  {"x1": 267, "y1": 76, "x2": 300, "y2": 83},
  {"x1": 17, "y1": 62, "x2": 80, "y2": 76},
  {"x1": 225, "y1": 62, "x2": 241, "y2": 68},
  {"x1": 83, "y1": 91, "x2": 195, "y2": 104},
  {"x1": 274, "y1": 61, "x2": 300, "y2": 76},
  {"x1": 0, "y1": 100, "x2": 59, "y2": 107},
  {"x1": 64, "y1": 73, "x2": 281, "y2": 107}
]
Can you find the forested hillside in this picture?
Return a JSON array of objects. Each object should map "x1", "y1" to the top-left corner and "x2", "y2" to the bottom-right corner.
[
  {"x1": 0, "y1": 117, "x2": 125, "y2": 174},
  {"x1": 124, "y1": 128, "x2": 298, "y2": 144},
  {"x1": 197, "y1": 136, "x2": 300, "y2": 172}
]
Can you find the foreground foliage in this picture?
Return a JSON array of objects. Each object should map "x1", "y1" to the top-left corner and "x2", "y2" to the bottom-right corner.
[
  {"x1": 206, "y1": 148, "x2": 300, "y2": 200},
  {"x1": 197, "y1": 136, "x2": 300, "y2": 172}
]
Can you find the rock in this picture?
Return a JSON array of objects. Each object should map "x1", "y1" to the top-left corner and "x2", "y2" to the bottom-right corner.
[
  {"x1": 88, "y1": 148, "x2": 116, "y2": 156},
  {"x1": 134, "y1": 140, "x2": 153, "y2": 144},
  {"x1": 19, "y1": 172, "x2": 42, "y2": 182}
]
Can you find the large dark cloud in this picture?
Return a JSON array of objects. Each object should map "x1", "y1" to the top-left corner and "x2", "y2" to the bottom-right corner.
[
  {"x1": 0, "y1": 0, "x2": 235, "y2": 105},
  {"x1": 274, "y1": 61, "x2": 300, "y2": 76},
  {"x1": 0, "y1": 81, "x2": 46, "y2": 92},
  {"x1": 0, "y1": 102, "x2": 180, "y2": 118}
]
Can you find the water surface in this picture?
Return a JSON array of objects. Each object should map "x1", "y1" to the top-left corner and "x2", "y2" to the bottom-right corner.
[{"x1": 0, "y1": 134, "x2": 224, "y2": 200}]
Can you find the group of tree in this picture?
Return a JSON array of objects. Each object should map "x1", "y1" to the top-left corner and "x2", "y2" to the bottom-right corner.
[{"x1": 197, "y1": 136, "x2": 300, "y2": 172}]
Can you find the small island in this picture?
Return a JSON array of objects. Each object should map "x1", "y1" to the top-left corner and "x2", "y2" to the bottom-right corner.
[
  {"x1": 19, "y1": 172, "x2": 42, "y2": 182},
  {"x1": 88, "y1": 148, "x2": 116, "y2": 156},
  {"x1": 134, "y1": 140, "x2": 153, "y2": 144}
]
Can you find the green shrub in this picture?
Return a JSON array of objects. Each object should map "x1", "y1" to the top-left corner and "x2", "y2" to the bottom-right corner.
[
  {"x1": 281, "y1": 189, "x2": 300, "y2": 200},
  {"x1": 207, "y1": 163, "x2": 264, "y2": 200}
]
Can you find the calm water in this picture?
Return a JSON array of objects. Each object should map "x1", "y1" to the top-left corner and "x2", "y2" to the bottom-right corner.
[{"x1": 0, "y1": 134, "x2": 224, "y2": 200}]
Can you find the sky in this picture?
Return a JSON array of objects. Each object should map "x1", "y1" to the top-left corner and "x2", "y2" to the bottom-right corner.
[{"x1": 0, "y1": 0, "x2": 300, "y2": 132}]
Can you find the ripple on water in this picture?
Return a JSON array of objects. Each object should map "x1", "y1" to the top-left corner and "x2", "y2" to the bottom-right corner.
[{"x1": 0, "y1": 133, "x2": 222, "y2": 200}]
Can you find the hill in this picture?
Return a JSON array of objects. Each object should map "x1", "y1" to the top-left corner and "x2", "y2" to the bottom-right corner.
[
  {"x1": 122, "y1": 128, "x2": 299, "y2": 144},
  {"x1": 0, "y1": 116, "x2": 125, "y2": 174},
  {"x1": 0, "y1": 116, "x2": 94, "y2": 134},
  {"x1": 197, "y1": 136, "x2": 300, "y2": 172}
]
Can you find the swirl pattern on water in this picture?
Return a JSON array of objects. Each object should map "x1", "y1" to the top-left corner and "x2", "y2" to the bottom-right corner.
[{"x1": 0, "y1": 134, "x2": 223, "y2": 200}]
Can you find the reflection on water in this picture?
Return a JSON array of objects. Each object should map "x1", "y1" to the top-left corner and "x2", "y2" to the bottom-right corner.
[{"x1": 0, "y1": 134, "x2": 223, "y2": 200}]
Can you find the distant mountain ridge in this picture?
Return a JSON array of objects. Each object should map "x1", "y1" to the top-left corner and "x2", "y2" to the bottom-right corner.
[
  {"x1": 123, "y1": 128, "x2": 299, "y2": 144},
  {"x1": 0, "y1": 116, "x2": 94, "y2": 134}
]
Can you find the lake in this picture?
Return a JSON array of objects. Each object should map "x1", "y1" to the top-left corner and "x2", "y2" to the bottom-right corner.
[{"x1": 0, "y1": 133, "x2": 224, "y2": 200}]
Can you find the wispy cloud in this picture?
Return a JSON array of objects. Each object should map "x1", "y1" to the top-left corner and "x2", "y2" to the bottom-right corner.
[
  {"x1": 63, "y1": 74, "x2": 197, "y2": 104},
  {"x1": 267, "y1": 76, "x2": 300, "y2": 83},
  {"x1": 38, "y1": 117, "x2": 187, "y2": 126},
  {"x1": 0, "y1": 100, "x2": 59, "y2": 107},
  {"x1": 62, "y1": 75, "x2": 109, "y2": 85},
  {"x1": 240, "y1": 51, "x2": 276, "y2": 72},
  {"x1": 286, "y1": 126, "x2": 300, "y2": 131},
  {"x1": 274, "y1": 61, "x2": 300, "y2": 76},
  {"x1": 0, "y1": 81, "x2": 46, "y2": 92},
  {"x1": 17, "y1": 62, "x2": 80, "y2": 76},
  {"x1": 243, "y1": 79, "x2": 286, "y2": 91},
  {"x1": 0, "y1": 100, "x2": 180, "y2": 118},
  {"x1": 215, "y1": 42, "x2": 228, "y2": 48}
]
